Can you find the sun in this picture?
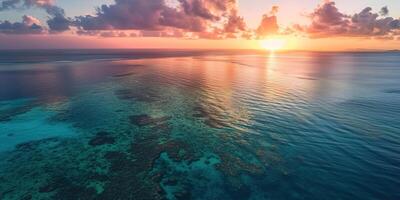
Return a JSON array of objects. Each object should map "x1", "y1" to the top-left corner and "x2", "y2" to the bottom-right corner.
[{"x1": 260, "y1": 38, "x2": 286, "y2": 51}]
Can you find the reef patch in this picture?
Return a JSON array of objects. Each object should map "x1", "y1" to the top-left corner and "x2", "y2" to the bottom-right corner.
[{"x1": 88, "y1": 132, "x2": 115, "y2": 146}]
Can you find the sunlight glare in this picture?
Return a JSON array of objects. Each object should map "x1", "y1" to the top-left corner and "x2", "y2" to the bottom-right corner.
[{"x1": 261, "y1": 39, "x2": 286, "y2": 51}]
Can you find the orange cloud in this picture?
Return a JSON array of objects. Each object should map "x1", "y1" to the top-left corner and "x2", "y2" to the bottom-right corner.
[{"x1": 256, "y1": 6, "x2": 279, "y2": 38}]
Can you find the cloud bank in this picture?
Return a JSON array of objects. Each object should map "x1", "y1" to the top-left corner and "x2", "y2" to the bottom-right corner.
[
  {"x1": 293, "y1": 1, "x2": 400, "y2": 39},
  {"x1": 0, "y1": 0, "x2": 399, "y2": 41},
  {"x1": 74, "y1": 0, "x2": 249, "y2": 39}
]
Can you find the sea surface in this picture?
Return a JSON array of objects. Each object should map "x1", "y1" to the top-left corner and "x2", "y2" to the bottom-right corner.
[{"x1": 0, "y1": 50, "x2": 399, "y2": 200}]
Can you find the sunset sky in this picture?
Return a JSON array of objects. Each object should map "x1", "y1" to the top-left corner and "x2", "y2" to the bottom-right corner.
[{"x1": 0, "y1": 0, "x2": 399, "y2": 50}]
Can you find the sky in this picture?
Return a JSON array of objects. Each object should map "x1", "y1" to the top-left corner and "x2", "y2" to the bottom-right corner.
[{"x1": 0, "y1": 0, "x2": 400, "y2": 50}]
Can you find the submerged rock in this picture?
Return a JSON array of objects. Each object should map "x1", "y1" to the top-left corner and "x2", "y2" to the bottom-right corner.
[
  {"x1": 0, "y1": 102, "x2": 38, "y2": 122},
  {"x1": 192, "y1": 106, "x2": 208, "y2": 118},
  {"x1": 112, "y1": 72, "x2": 136, "y2": 78},
  {"x1": 192, "y1": 106, "x2": 227, "y2": 129},
  {"x1": 38, "y1": 183, "x2": 58, "y2": 193},
  {"x1": 129, "y1": 115, "x2": 171, "y2": 127},
  {"x1": 227, "y1": 184, "x2": 252, "y2": 200},
  {"x1": 384, "y1": 89, "x2": 400, "y2": 94},
  {"x1": 88, "y1": 132, "x2": 115, "y2": 146},
  {"x1": 164, "y1": 178, "x2": 179, "y2": 186},
  {"x1": 39, "y1": 176, "x2": 97, "y2": 199},
  {"x1": 175, "y1": 189, "x2": 192, "y2": 200},
  {"x1": 15, "y1": 138, "x2": 59, "y2": 152},
  {"x1": 38, "y1": 176, "x2": 69, "y2": 193},
  {"x1": 114, "y1": 89, "x2": 158, "y2": 102}
]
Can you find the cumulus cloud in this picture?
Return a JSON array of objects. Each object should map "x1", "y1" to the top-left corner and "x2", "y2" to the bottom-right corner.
[
  {"x1": 74, "y1": 0, "x2": 248, "y2": 39},
  {"x1": 0, "y1": 0, "x2": 71, "y2": 32},
  {"x1": 0, "y1": 15, "x2": 44, "y2": 34},
  {"x1": 224, "y1": 10, "x2": 246, "y2": 33},
  {"x1": 45, "y1": 6, "x2": 71, "y2": 32},
  {"x1": 23, "y1": 14, "x2": 41, "y2": 26},
  {"x1": 294, "y1": 1, "x2": 400, "y2": 39},
  {"x1": 380, "y1": 6, "x2": 389, "y2": 16},
  {"x1": 75, "y1": 0, "x2": 166, "y2": 31},
  {"x1": 256, "y1": 6, "x2": 279, "y2": 37},
  {"x1": 0, "y1": 0, "x2": 283, "y2": 39}
]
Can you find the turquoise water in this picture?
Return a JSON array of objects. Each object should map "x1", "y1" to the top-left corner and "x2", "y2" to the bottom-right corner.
[{"x1": 0, "y1": 50, "x2": 399, "y2": 199}]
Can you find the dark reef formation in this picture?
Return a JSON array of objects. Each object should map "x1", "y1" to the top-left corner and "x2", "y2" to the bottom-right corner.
[{"x1": 0, "y1": 74, "x2": 284, "y2": 200}]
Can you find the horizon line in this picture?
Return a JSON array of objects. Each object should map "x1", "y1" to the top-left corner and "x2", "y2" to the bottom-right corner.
[{"x1": 0, "y1": 48, "x2": 399, "y2": 53}]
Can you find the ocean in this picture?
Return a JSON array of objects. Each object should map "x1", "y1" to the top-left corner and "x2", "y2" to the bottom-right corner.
[{"x1": 0, "y1": 50, "x2": 399, "y2": 199}]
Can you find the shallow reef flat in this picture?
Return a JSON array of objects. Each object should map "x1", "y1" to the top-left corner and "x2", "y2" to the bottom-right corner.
[{"x1": 1, "y1": 52, "x2": 400, "y2": 200}]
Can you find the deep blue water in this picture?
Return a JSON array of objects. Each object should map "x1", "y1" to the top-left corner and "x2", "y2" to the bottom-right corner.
[{"x1": 0, "y1": 50, "x2": 399, "y2": 200}]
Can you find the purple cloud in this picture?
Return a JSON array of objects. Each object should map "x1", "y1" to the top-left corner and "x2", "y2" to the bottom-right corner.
[
  {"x1": 0, "y1": 15, "x2": 44, "y2": 34},
  {"x1": 294, "y1": 1, "x2": 400, "y2": 39},
  {"x1": 74, "y1": 0, "x2": 247, "y2": 39},
  {"x1": 380, "y1": 6, "x2": 389, "y2": 16},
  {"x1": 45, "y1": 6, "x2": 71, "y2": 32},
  {"x1": 0, "y1": 0, "x2": 71, "y2": 32},
  {"x1": 0, "y1": 0, "x2": 278, "y2": 39}
]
